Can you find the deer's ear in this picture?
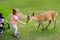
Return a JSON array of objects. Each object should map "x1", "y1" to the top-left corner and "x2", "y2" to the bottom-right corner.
[{"x1": 32, "y1": 12, "x2": 34, "y2": 16}]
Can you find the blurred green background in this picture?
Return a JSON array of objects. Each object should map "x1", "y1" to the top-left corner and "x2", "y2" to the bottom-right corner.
[{"x1": 0, "y1": 0, "x2": 60, "y2": 40}]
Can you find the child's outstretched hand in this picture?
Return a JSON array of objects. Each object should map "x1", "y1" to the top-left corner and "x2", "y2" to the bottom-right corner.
[
  {"x1": 20, "y1": 22, "x2": 26, "y2": 25},
  {"x1": 22, "y1": 23, "x2": 26, "y2": 25},
  {"x1": 18, "y1": 20, "x2": 26, "y2": 25}
]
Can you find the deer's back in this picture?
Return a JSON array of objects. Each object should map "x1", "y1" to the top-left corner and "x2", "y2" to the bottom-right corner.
[{"x1": 37, "y1": 11, "x2": 56, "y2": 21}]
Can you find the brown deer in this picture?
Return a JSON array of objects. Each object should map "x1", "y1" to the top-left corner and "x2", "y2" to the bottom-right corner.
[{"x1": 26, "y1": 11, "x2": 57, "y2": 31}]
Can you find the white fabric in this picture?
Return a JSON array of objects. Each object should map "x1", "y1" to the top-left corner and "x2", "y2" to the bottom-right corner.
[
  {"x1": 12, "y1": 24, "x2": 18, "y2": 34},
  {"x1": 0, "y1": 19, "x2": 4, "y2": 23}
]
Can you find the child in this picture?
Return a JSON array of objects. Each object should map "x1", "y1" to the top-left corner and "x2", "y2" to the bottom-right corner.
[{"x1": 10, "y1": 8, "x2": 25, "y2": 37}]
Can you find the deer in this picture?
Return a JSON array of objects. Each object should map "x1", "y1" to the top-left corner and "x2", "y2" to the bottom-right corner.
[{"x1": 26, "y1": 11, "x2": 57, "y2": 31}]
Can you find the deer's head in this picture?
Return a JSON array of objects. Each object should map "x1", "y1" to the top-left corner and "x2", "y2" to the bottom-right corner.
[{"x1": 26, "y1": 12, "x2": 34, "y2": 23}]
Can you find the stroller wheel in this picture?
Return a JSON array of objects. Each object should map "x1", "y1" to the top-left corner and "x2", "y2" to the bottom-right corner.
[{"x1": 0, "y1": 29, "x2": 3, "y2": 34}]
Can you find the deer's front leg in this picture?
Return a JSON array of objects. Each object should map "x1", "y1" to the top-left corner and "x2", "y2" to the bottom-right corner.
[
  {"x1": 36, "y1": 22, "x2": 41, "y2": 32},
  {"x1": 41, "y1": 22, "x2": 44, "y2": 31}
]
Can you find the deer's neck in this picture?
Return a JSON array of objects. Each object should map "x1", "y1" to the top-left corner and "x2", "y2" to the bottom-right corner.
[{"x1": 32, "y1": 16, "x2": 38, "y2": 21}]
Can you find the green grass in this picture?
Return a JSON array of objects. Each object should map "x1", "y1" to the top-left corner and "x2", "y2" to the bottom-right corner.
[{"x1": 0, "y1": 0, "x2": 60, "y2": 40}]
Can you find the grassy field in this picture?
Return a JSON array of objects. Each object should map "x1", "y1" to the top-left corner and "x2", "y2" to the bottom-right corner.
[{"x1": 0, "y1": 0, "x2": 60, "y2": 40}]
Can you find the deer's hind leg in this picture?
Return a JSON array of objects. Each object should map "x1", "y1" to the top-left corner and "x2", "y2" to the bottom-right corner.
[
  {"x1": 46, "y1": 20, "x2": 51, "y2": 30},
  {"x1": 53, "y1": 17, "x2": 56, "y2": 29}
]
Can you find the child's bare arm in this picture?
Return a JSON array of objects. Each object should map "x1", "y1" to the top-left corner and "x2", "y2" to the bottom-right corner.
[{"x1": 17, "y1": 20, "x2": 25, "y2": 25}]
